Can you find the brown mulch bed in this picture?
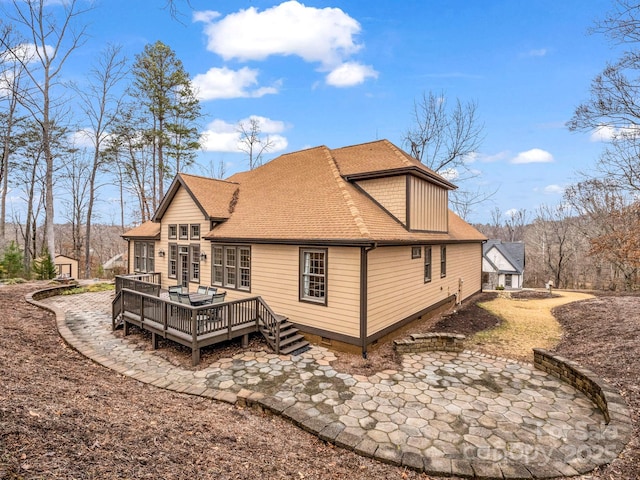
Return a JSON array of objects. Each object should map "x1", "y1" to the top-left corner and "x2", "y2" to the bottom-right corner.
[
  {"x1": 552, "y1": 296, "x2": 640, "y2": 480},
  {"x1": 2, "y1": 283, "x2": 639, "y2": 479},
  {"x1": 0, "y1": 282, "x2": 430, "y2": 480}
]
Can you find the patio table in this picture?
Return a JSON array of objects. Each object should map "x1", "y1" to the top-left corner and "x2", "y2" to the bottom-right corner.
[{"x1": 189, "y1": 293, "x2": 214, "y2": 305}]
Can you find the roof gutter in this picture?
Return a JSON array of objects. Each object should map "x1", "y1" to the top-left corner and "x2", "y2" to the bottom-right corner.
[{"x1": 360, "y1": 242, "x2": 378, "y2": 359}]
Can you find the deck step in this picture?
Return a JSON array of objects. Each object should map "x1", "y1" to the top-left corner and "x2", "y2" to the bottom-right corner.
[
  {"x1": 280, "y1": 341, "x2": 311, "y2": 355},
  {"x1": 278, "y1": 333, "x2": 305, "y2": 348}
]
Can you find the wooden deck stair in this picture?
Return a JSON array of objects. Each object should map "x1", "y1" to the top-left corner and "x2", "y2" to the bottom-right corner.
[{"x1": 260, "y1": 315, "x2": 310, "y2": 355}]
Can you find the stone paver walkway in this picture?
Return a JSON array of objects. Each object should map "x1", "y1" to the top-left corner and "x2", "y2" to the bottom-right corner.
[{"x1": 35, "y1": 290, "x2": 632, "y2": 479}]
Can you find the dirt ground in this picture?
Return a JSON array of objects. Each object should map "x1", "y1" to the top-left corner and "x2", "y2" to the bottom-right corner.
[{"x1": 1, "y1": 283, "x2": 639, "y2": 479}]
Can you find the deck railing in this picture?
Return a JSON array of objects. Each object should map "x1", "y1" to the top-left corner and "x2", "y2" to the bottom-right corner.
[
  {"x1": 115, "y1": 273, "x2": 161, "y2": 295},
  {"x1": 114, "y1": 288, "x2": 279, "y2": 365}
]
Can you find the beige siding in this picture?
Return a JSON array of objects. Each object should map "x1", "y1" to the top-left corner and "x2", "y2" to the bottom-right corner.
[
  {"x1": 408, "y1": 176, "x2": 448, "y2": 232},
  {"x1": 367, "y1": 243, "x2": 482, "y2": 336},
  {"x1": 158, "y1": 186, "x2": 210, "y2": 288},
  {"x1": 355, "y1": 176, "x2": 407, "y2": 225},
  {"x1": 220, "y1": 244, "x2": 362, "y2": 338}
]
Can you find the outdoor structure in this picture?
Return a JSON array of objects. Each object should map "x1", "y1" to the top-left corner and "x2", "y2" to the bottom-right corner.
[
  {"x1": 122, "y1": 140, "x2": 486, "y2": 355},
  {"x1": 102, "y1": 253, "x2": 127, "y2": 277},
  {"x1": 482, "y1": 239, "x2": 525, "y2": 290},
  {"x1": 54, "y1": 254, "x2": 78, "y2": 280}
]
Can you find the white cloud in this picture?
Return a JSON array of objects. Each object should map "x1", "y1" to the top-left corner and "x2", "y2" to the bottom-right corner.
[
  {"x1": 195, "y1": 2, "x2": 362, "y2": 67},
  {"x1": 200, "y1": 116, "x2": 289, "y2": 153},
  {"x1": 467, "y1": 151, "x2": 510, "y2": 164},
  {"x1": 510, "y1": 148, "x2": 554, "y2": 164},
  {"x1": 544, "y1": 184, "x2": 564, "y2": 194},
  {"x1": 192, "y1": 10, "x2": 220, "y2": 23},
  {"x1": 439, "y1": 168, "x2": 459, "y2": 181},
  {"x1": 590, "y1": 125, "x2": 616, "y2": 142},
  {"x1": 0, "y1": 43, "x2": 54, "y2": 64},
  {"x1": 526, "y1": 48, "x2": 547, "y2": 57},
  {"x1": 504, "y1": 208, "x2": 520, "y2": 218},
  {"x1": 325, "y1": 62, "x2": 377, "y2": 87},
  {"x1": 192, "y1": 66, "x2": 280, "y2": 101}
]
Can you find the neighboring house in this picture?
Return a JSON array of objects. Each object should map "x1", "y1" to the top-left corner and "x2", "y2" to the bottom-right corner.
[
  {"x1": 122, "y1": 140, "x2": 486, "y2": 355},
  {"x1": 482, "y1": 240, "x2": 525, "y2": 290},
  {"x1": 103, "y1": 253, "x2": 128, "y2": 276},
  {"x1": 54, "y1": 254, "x2": 78, "y2": 279}
]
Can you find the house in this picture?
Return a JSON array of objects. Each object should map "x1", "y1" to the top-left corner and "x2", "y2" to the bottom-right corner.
[
  {"x1": 122, "y1": 140, "x2": 486, "y2": 356},
  {"x1": 102, "y1": 253, "x2": 128, "y2": 276},
  {"x1": 482, "y1": 239, "x2": 525, "y2": 290},
  {"x1": 54, "y1": 254, "x2": 78, "y2": 279}
]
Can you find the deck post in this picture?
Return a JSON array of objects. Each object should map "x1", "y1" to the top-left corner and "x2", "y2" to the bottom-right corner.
[
  {"x1": 227, "y1": 304, "x2": 234, "y2": 340},
  {"x1": 191, "y1": 309, "x2": 199, "y2": 366},
  {"x1": 242, "y1": 334, "x2": 248, "y2": 347},
  {"x1": 152, "y1": 332, "x2": 158, "y2": 349}
]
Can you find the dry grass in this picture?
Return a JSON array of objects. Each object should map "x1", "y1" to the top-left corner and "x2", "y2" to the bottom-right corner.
[{"x1": 466, "y1": 290, "x2": 594, "y2": 362}]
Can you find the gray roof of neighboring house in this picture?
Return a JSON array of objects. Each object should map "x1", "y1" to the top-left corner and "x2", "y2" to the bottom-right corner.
[
  {"x1": 483, "y1": 239, "x2": 525, "y2": 274},
  {"x1": 103, "y1": 253, "x2": 126, "y2": 270}
]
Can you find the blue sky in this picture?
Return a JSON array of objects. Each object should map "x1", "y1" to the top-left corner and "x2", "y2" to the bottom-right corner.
[{"x1": 17, "y1": 0, "x2": 626, "y2": 224}]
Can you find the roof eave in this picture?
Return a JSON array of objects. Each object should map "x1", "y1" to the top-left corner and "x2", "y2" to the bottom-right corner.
[{"x1": 344, "y1": 166, "x2": 457, "y2": 190}]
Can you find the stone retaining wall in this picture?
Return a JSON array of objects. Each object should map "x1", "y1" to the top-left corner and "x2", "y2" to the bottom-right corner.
[
  {"x1": 394, "y1": 332, "x2": 465, "y2": 355},
  {"x1": 28, "y1": 283, "x2": 79, "y2": 301},
  {"x1": 533, "y1": 348, "x2": 626, "y2": 424}
]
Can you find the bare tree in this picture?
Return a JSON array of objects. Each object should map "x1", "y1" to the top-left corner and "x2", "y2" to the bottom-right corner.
[
  {"x1": 405, "y1": 91, "x2": 483, "y2": 173},
  {"x1": 0, "y1": 24, "x2": 27, "y2": 239},
  {"x1": 532, "y1": 204, "x2": 575, "y2": 289},
  {"x1": 0, "y1": 0, "x2": 89, "y2": 257},
  {"x1": 237, "y1": 117, "x2": 275, "y2": 170},
  {"x1": 72, "y1": 44, "x2": 127, "y2": 278},
  {"x1": 565, "y1": 178, "x2": 639, "y2": 289},
  {"x1": 403, "y1": 90, "x2": 490, "y2": 219},
  {"x1": 60, "y1": 149, "x2": 89, "y2": 264}
]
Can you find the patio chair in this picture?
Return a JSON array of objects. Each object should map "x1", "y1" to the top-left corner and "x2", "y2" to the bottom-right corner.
[
  {"x1": 168, "y1": 291, "x2": 180, "y2": 302},
  {"x1": 197, "y1": 285, "x2": 208, "y2": 294},
  {"x1": 207, "y1": 286, "x2": 218, "y2": 295},
  {"x1": 210, "y1": 292, "x2": 226, "y2": 304},
  {"x1": 168, "y1": 285, "x2": 183, "y2": 295},
  {"x1": 178, "y1": 293, "x2": 192, "y2": 305}
]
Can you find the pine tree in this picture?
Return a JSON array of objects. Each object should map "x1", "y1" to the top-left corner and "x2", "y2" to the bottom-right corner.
[
  {"x1": 130, "y1": 40, "x2": 201, "y2": 209},
  {"x1": 32, "y1": 247, "x2": 57, "y2": 280},
  {"x1": 1, "y1": 241, "x2": 24, "y2": 279}
]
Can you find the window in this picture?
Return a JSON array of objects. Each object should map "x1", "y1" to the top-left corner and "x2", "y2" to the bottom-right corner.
[
  {"x1": 300, "y1": 248, "x2": 327, "y2": 305},
  {"x1": 133, "y1": 241, "x2": 155, "y2": 273},
  {"x1": 179, "y1": 224, "x2": 188, "y2": 240},
  {"x1": 411, "y1": 246, "x2": 421, "y2": 259},
  {"x1": 168, "y1": 244, "x2": 177, "y2": 278},
  {"x1": 239, "y1": 247, "x2": 251, "y2": 290},
  {"x1": 424, "y1": 246, "x2": 432, "y2": 283},
  {"x1": 211, "y1": 245, "x2": 251, "y2": 291},
  {"x1": 212, "y1": 246, "x2": 223, "y2": 285},
  {"x1": 190, "y1": 224, "x2": 200, "y2": 240},
  {"x1": 505, "y1": 274, "x2": 512, "y2": 288},
  {"x1": 190, "y1": 245, "x2": 200, "y2": 282},
  {"x1": 440, "y1": 245, "x2": 447, "y2": 278},
  {"x1": 224, "y1": 247, "x2": 237, "y2": 288},
  {"x1": 168, "y1": 224, "x2": 177, "y2": 239}
]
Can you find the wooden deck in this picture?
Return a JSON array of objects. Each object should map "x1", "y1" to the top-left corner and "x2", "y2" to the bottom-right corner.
[{"x1": 113, "y1": 287, "x2": 292, "y2": 365}]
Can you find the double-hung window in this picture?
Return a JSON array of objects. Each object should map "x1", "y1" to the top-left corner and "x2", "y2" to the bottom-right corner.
[
  {"x1": 168, "y1": 244, "x2": 177, "y2": 278},
  {"x1": 211, "y1": 245, "x2": 251, "y2": 291},
  {"x1": 424, "y1": 246, "x2": 432, "y2": 283},
  {"x1": 300, "y1": 248, "x2": 327, "y2": 305},
  {"x1": 190, "y1": 245, "x2": 200, "y2": 282},
  {"x1": 133, "y1": 241, "x2": 155, "y2": 273}
]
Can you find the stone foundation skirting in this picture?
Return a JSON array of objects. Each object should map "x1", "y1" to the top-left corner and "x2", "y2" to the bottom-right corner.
[
  {"x1": 394, "y1": 332, "x2": 465, "y2": 355},
  {"x1": 533, "y1": 348, "x2": 628, "y2": 425}
]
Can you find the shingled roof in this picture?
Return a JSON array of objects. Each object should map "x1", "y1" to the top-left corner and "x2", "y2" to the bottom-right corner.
[
  {"x1": 199, "y1": 140, "x2": 485, "y2": 245},
  {"x1": 152, "y1": 173, "x2": 240, "y2": 222},
  {"x1": 122, "y1": 220, "x2": 160, "y2": 239}
]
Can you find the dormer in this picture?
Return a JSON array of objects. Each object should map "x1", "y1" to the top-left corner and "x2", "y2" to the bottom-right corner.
[{"x1": 347, "y1": 169, "x2": 454, "y2": 233}]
